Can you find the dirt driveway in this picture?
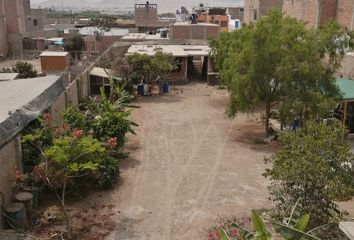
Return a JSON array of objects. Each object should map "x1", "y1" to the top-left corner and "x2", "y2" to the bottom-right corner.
[{"x1": 101, "y1": 82, "x2": 274, "y2": 239}]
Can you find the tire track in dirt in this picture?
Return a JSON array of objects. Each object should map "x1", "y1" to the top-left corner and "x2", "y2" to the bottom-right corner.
[
  {"x1": 198, "y1": 123, "x2": 235, "y2": 211},
  {"x1": 162, "y1": 103, "x2": 214, "y2": 239},
  {"x1": 129, "y1": 113, "x2": 157, "y2": 208}
]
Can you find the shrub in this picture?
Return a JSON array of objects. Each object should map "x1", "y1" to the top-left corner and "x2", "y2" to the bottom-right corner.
[{"x1": 264, "y1": 121, "x2": 354, "y2": 228}]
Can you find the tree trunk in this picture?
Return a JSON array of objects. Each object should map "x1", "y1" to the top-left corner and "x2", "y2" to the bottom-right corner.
[
  {"x1": 265, "y1": 101, "x2": 271, "y2": 138},
  {"x1": 55, "y1": 183, "x2": 72, "y2": 239}
]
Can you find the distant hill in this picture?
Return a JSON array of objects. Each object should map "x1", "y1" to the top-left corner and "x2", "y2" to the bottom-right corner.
[{"x1": 32, "y1": 0, "x2": 243, "y2": 13}]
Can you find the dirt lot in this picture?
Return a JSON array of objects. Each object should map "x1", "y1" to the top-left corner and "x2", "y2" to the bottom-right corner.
[{"x1": 98, "y1": 83, "x2": 274, "y2": 239}]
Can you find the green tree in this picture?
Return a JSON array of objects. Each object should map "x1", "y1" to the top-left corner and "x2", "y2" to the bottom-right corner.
[
  {"x1": 264, "y1": 121, "x2": 354, "y2": 229},
  {"x1": 127, "y1": 51, "x2": 176, "y2": 83},
  {"x1": 209, "y1": 10, "x2": 352, "y2": 136},
  {"x1": 64, "y1": 34, "x2": 85, "y2": 59}
]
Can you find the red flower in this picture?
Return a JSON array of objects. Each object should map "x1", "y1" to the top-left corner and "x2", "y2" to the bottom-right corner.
[
  {"x1": 71, "y1": 129, "x2": 84, "y2": 139},
  {"x1": 230, "y1": 228, "x2": 238, "y2": 237},
  {"x1": 107, "y1": 137, "x2": 118, "y2": 148},
  {"x1": 43, "y1": 113, "x2": 52, "y2": 126}
]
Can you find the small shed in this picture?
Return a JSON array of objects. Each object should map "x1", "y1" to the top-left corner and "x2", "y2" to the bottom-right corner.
[
  {"x1": 89, "y1": 67, "x2": 114, "y2": 96},
  {"x1": 40, "y1": 51, "x2": 70, "y2": 74}
]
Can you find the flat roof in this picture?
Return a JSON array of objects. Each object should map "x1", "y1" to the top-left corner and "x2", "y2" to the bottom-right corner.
[
  {"x1": 0, "y1": 73, "x2": 19, "y2": 81},
  {"x1": 336, "y1": 78, "x2": 354, "y2": 100},
  {"x1": 121, "y1": 33, "x2": 166, "y2": 40},
  {"x1": 46, "y1": 37, "x2": 64, "y2": 42},
  {"x1": 340, "y1": 222, "x2": 354, "y2": 240},
  {"x1": 126, "y1": 44, "x2": 210, "y2": 57},
  {"x1": 40, "y1": 51, "x2": 69, "y2": 57},
  {"x1": 0, "y1": 76, "x2": 64, "y2": 147},
  {"x1": 172, "y1": 22, "x2": 219, "y2": 27},
  {"x1": 90, "y1": 67, "x2": 113, "y2": 78}
]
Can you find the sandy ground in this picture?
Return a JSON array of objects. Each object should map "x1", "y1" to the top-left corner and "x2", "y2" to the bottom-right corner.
[{"x1": 99, "y1": 82, "x2": 275, "y2": 240}]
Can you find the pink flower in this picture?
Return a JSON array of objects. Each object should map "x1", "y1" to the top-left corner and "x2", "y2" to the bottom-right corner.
[
  {"x1": 230, "y1": 228, "x2": 238, "y2": 237},
  {"x1": 107, "y1": 137, "x2": 118, "y2": 148},
  {"x1": 71, "y1": 129, "x2": 84, "y2": 139}
]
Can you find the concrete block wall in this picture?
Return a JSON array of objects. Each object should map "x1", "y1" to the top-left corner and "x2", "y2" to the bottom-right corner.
[{"x1": 0, "y1": 137, "x2": 22, "y2": 228}]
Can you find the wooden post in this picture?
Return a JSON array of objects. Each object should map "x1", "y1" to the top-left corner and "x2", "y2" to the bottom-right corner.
[{"x1": 343, "y1": 100, "x2": 348, "y2": 126}]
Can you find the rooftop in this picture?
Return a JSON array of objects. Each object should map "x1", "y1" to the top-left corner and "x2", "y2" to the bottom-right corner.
[
  {"x1": 0, "y1": 76, "x2": 64, "y2": 147},
  {"x1": 40, "y1": 51, "x2": 69, "y2": 57},
  {"x1": 126, "y1": 44, "x2": 210, "y2": 57},
  {"x1": 172, "y1": 22, "x2": 220, "y2": 27},
  {"x1": 0, "y1": 73, "x2": 19, "y2": 81},
  {"x1": 121, "y1": 33, "x2": 167, "y2": 40},
  {"x1": 340, "y1": 222, "x2": 354, "y2": 240},
  {"x1": 336, "y1": 78, "x2": 354, "y2": 100},
  {"x1": 90, "y1": 67, "x2": 114, "y2": 79}
]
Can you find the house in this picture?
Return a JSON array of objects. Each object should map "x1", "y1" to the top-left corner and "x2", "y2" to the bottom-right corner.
[
  {"x1": 134, "y1": 1, "x2": 170, "y2": 32},
  {"x1": 126, "y1": 44, "x2": 211, "y2": 83},
  {"x1": 197, "y1": 8, "x2": 230, "y2": 32},
  {"x1": 0, "y1": 75, "x2": 64, "y2": 227}
]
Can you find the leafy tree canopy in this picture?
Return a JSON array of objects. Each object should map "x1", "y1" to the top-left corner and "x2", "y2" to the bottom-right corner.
[
  {"x1": 264, "y1": 121, "x2": 354, "y2": 228},
  {"x1": 127, "y1": 51, "x2": 176, "y2": 83},
  {"x1": 210, "y1": 9, "x2": 353, "y2": 136}
]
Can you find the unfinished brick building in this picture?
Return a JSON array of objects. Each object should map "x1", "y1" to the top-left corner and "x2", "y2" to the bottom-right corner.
[
  {"x1": 283, "y1": 0, "x2": 354, "y2": 30},
  {"x1": 134, "y1": 1, "x2": 169, "y2": 32},
  {"x1": 243, "y1": 0, "x2": 283, "y2": 24}
]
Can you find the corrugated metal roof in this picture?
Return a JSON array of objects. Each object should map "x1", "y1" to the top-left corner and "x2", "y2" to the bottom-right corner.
[
  {"x1": 336, "y1": 78, "x2": 354, "y2": 100},
  {"x1": 40, "y1": 51, "x2": 69, "y2": 57},
  {"x1": 89, "y1": 67, "x2": 113, "y2": 78}
]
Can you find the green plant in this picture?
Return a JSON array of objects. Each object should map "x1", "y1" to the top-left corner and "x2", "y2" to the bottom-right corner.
[
  {"x1": 127, "y1": 51, "x2": 176, "y2": 83},
  {"x1": 0, "y1": 62, "x2": 37, "y2": 78},
  {"x1": 219, "y1": 201, "x2": 328, "y2": 240},
  {"x1": 264, "y1": 121, "x2": 354, "y2": 227},
  {"x1": 209, "y1": 10, "x2": 352, "y2": 137}
]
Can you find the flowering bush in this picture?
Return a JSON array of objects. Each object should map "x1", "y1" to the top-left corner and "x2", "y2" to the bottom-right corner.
[{"x1": 208, "y1": 215, "x2": 252, "y2": 240}]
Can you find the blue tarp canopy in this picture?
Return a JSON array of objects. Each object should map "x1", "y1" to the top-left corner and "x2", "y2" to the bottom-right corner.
[{"x1": 54, "y1": 41, "x2": 64, "y2": 45}]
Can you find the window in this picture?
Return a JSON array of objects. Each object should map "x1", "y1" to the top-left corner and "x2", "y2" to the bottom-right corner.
[
  {"x1": 33, "y1": 19, "x2": 37, "y2": 26},
  {"x1": 221, "y1": 21, "x2": 228, "y2": 27},
  {"x1": 253, "y1": 10, "x2": 258, "y2": 20}
]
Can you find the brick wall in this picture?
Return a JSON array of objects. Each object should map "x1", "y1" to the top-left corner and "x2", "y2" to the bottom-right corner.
[
  {"x1": 338, "y1": 54, "x2": 354, "y2": 80},
  {"x1": 244, "y1": 0, "x2": 282, "y2": 24},
  {"x1": 4, "y1": 0, "x2": 27, "y2": 34},
  {"x1": 319, "y1": 0, "x2": 338, "y2": 25},
  {"x1": 170, "y1": 24, "x2": 220, "y2": 40},
  {"x1": 283, "y1": 0, "x2": 354, "y2": 30},
  {"x1": 337, "y1": 0, "x2": 354, "y2": 30},
  {"x1": 135, "y1": 3, "x2": 159, "y2": 28},
  {"x1": 283, "y1": 0, "x2": 319, "y2": 28},
  {"x1": 0, "y1": 0, "x2": 8, "y2": 57}
]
